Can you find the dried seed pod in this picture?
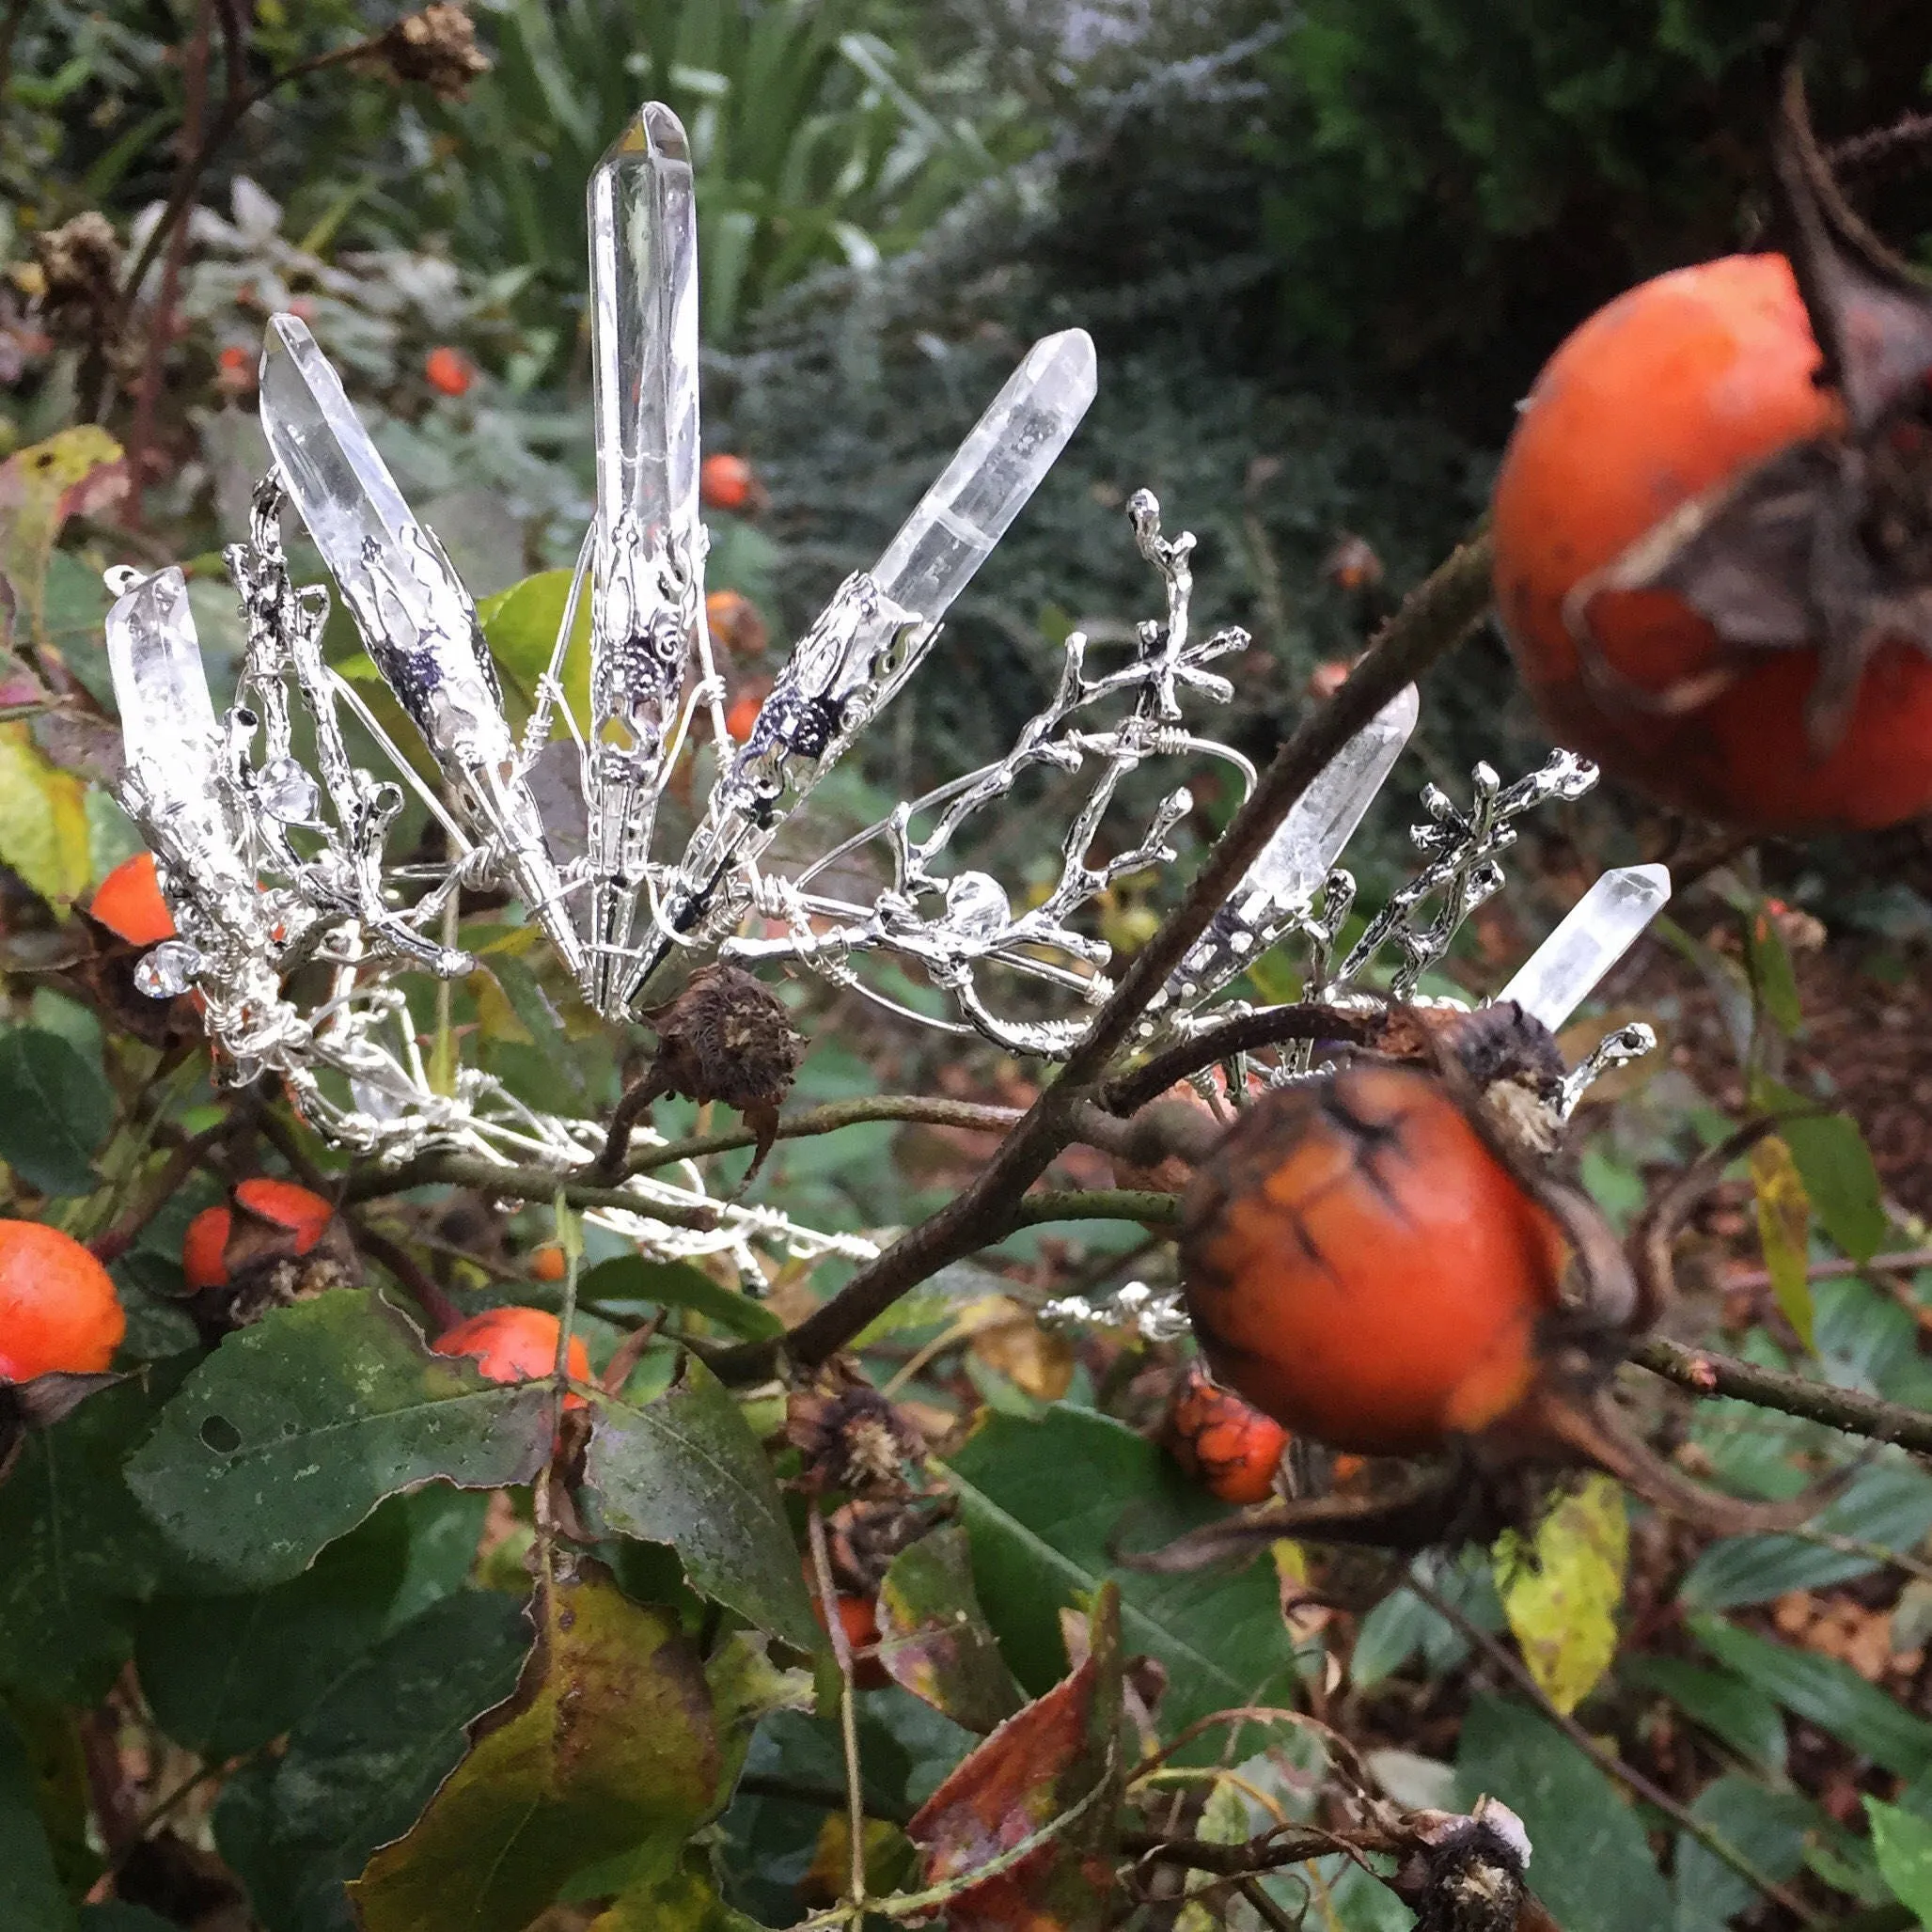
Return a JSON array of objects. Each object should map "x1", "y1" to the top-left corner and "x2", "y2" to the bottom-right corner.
[
  {"x1": 177, "y1": 1178, "x2": 358, "y2": 1335},
  {"x1": 1392, "y1": 1799, "x2": 1555, "y2": 1932},
  {"x1": 636, "y1": 962, "x2": 804, "y2": 1184},
  {"x1": 787, "y1": 1361, "x2": 923, "y2": 1499}
]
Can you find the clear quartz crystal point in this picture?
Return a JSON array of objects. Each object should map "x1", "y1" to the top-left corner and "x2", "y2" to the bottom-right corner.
[
  {"x1": 104, "y1": 566, "x2": 220, "y2": 789},
  {"x1": 583, "y1": 102, "x2": 702, "y2": 1013},
  {"x1": 1499, "y1": 862, "x2": 1673, "y2": 1031},
  {"x1": 1159, "y1": 683, "x2": 1419, "y2": 1013},
  {"x1": 628, "y1": 331, "x2": 1099, "y2": 1009},
  {"x1": 105, "y1": 569, "x2": 262, "y2": 965},
  {"x1": 259, "y1": 313, "x2": 582, "y2": 973}
]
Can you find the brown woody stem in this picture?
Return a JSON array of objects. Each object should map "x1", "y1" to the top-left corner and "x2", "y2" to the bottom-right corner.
[{"x1": 713, "y1": 532, "x2": 1497, "y2": 1382}]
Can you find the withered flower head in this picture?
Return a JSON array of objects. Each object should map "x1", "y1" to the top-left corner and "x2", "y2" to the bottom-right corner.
[
  {"x1": 787, "y1": 1361, "x2": 923, "y2": 1499},
  {"x1": 31, "y1": 213, "x2": 121, "y2": 338},
  {"x1": 381, "y1": 4, "x2": 492, "y2": 101}
]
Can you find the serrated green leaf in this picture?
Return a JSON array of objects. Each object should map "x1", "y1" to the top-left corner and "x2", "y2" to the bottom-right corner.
[
  {"x1": 0, "y1": 1029, "x2": 113, "y2": 1196},
  {"x1": 213, "y1": 1590, "x2": 529, "y2": 1932},
  {"x1": 1680, "y1": 1461, "x2": 1932, "y2": 1610},
  {"x1": 876, "y1": 1524, "x2": 1025, "y2": 1734},
  {"x1": 1494, "y1": 1475, "x2": 1626, "y2": 1716},
  {"x1": 1454, "y1": 1695, "x2": 1669, "y2": 1932},
  {"x1": 125, "y1": 1289, "x2": 553, "y2": 1588},
  {"x1": 349, "y1": 1564, "x2": 725, "y2": 1932},
  {"x1": 1673, "y1": 1774, "x2": 1815, "y2": 1932},
  {"x1": 583, "y1": 1354, "x2": 816, "y2": 1651},
  {"x1": 1750, "y1": 1133, "x2": 1814, "y2": 1351},
  {"x1": 135, "y1": 1499, "x2": 412, "y2": 1756},
  {"x1": 1691, "y1": 1615, "x2": 1932, "y2": 1778},
  {"x1": 579, "y1": 1254, "x2": 784, "y2": 1343},
  {"x1": 944, "y1": 1406, "x2": 1302, "y2": 1753},
  {"x1": 1621, "y1": 1657, "x2": 1787, "y2": 1774},
  {"x1": 1867, "y1": 1796, "x2": 1932, "y2": 1923},
  {"x1": 0, "y1": 1364, "x2": 186, "y2": 1702},
  {"x1": 0, "y1": 1707, "x2": 78, "y2": 1931}
]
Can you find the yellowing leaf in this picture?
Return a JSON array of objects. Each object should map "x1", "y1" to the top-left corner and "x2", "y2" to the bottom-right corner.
[
  {"x1": 1495, "y1": 1476, "x2": 1627, "y2": 1715},
  {"x1": 349, "y1": 1563, "x2": 725, "y2": 1932},
  {"x1": 0, "y1": 721, "x2": 92, "y2": 904},
  {"x1": 1751, "y1": 1133, "x2": 1815, "y2": 1351},
  {"x1": 0, "y1": 428, "x2": 128, "y2": 646}
]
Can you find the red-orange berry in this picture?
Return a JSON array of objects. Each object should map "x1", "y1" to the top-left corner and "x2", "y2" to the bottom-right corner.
[
  {"x1": 181, "y1": 1205, "x2": 232, "y2": 1293},
  {"x1": 432, "y1": 1307, "x2": 591, "y2": 1407},
  {"x1": 725, "y1": 690, "x2": 763, "y2": 742},
  {"x1": 0, "y1": 1221, "x2": 125, "y2": 1379},
  {"x1": 90, "y1": 853, "x2": 176, "y2": 947},
  {"x1": 528, "y1": 1244, "x2": 567, "y2": 1284},
  {"x1": 1180, "y1": 1063, "x2": 1568, "y2": 1456},
  {"x1": 1163, "y1": 1358, "x2": 1288, "y2": 1505},
  {"x1": 424, "y1": 346, "x2": 473, "y2": 398},
  {"x1": 232, "y1": 1178, "x2": 335, "y2": 1254},
  {"x1": 700, "y1": 452, "x2": 755, "y2": 511},
  {"x1": 705, "y1": 588, "x2": 768, "y2": 657}
]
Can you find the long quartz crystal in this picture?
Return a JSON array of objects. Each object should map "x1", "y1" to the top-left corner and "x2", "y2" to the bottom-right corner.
[
  {"x1": 1499, "y1": 862, "x2": 1672, "y2": 1030},
  {"x1": 105, "y1": 569, "x2": 264, "y2": 979},
  {"x1": 625, "y1": 329, "x2": 1099, "y2": 1009},
  {"x1": 584, "y1": 102, "x2": 702, "y2": 1013},
  {"x1": 259, "y1": 313, "x2": 582, "y2": 974},
  {"x1": 1157, "y1": 683, "x2": 1419, "y2": 1014}
]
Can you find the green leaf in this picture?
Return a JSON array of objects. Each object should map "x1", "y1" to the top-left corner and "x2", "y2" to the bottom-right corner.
[
  {"x1": 580, "y1": 1255, "x2": 784, "y2": 1343},
  {"x1": 1750, "y1": 1134, "x2": 1815, "y2": 1351},
  {"x1": 944, "y1": 1406, "x2": 1303, "y2": 1751},
  {"x1": 125, "y1": 1289, "x2": 554, "y2": 1589},
  {"x1": 1867, "y1": 1797, "x2": 1932, "y2": 1923},
  {"x1": 1691, "y1": 1615, "x2": 1932, "y2": 1777},
  {"x1": 214, "y1": 1590, "x2": 529, "y2": 1932},
  {"x1": 1756, "y1": 1078, "x2": 1888, "y2": 1264},
  {"x1": 1454, "y1": 1695, "x2": 1670, "y2": 1932},
  {"x1": 1744, "y1": 901, "x2": 1803, "y2": 1036},
  {"x1": 1673, "y1": 1774, "x2": 1815, "y2": 1932},
  {"x1": 349, "y1": 1564, "x2": 726, "y2": 1932},
  {"x1": 1493, "y1": 1475, "x2": 1626, "y2": 1716},
  {"x1": 589, "y1": 1857, "x2": 768, "y2": 1930},
  {"x1": 0, "y1": 1029, "x2": 113, "y2": 1197},
  {"x1": 1679, "y1": 1462, "x2": 1932, "y2": 1610},
  {"x1": 582, "y1": 1354, "x2": 817, "y2": 1652},
  {"x1": 135, "y1": 1499, "x2": 413, "y2": 1755},
  {"x1": 476, "y1": 570, "x2": 589, "y2": 724},
  {"x1": 0, "y1": 1707, "x2": 78, "y2": 1932},
  {"x1": 876, "y1": 1524, "x2": 1026, "y2": 1734},
  {"x1": 1620, "y1": 1657, "x2": 1786, "y2": 1774},
  {"x1": 0, "y1": 1366, "x2": 185, "y2": 1703}
]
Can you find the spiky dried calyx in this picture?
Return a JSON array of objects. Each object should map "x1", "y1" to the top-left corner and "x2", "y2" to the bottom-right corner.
[
  {"x1": 788, "y1": 1364, "x2": 924, "y2": 1499},
  {"x1": 31, "y1": 213, "x2": 120, "y2": 338},
  {"x1": 380, "y1": 4, "x2": 491, "y2": 100},
  {"x1": 1390, "y1": 1799, "x2": 1555, "y2": 1932},
  {"x1": 644, "y1": 963, "x2": 804, "y2": 1110}
]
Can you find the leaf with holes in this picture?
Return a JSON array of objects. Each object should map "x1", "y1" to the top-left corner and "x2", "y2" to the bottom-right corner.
[
  {"x1": 125, "y1": 1289, "x2": 553, "y2": 1588},
  {"x1": 906, "y1": 1584, "x2": 1123, "y2": 1930},
  {"x1": 583, "y1": 1354, "x2": 816, "y2": 1651},
  {"x1": 349, "y1": 1563, "x2": 726, "y2": 1932},
  {"x1": 877, "y1": 1524, "x2": 1025, "y2": 1735}
]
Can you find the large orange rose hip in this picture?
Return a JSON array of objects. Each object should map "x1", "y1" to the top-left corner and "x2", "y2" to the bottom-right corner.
[
  {"x1": 1180, "y1": 1064, "x2": 1567, "y2": 1456},
  {"x1": 1492, "y1": 252, "x2": 1932, "y2": 833}
]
